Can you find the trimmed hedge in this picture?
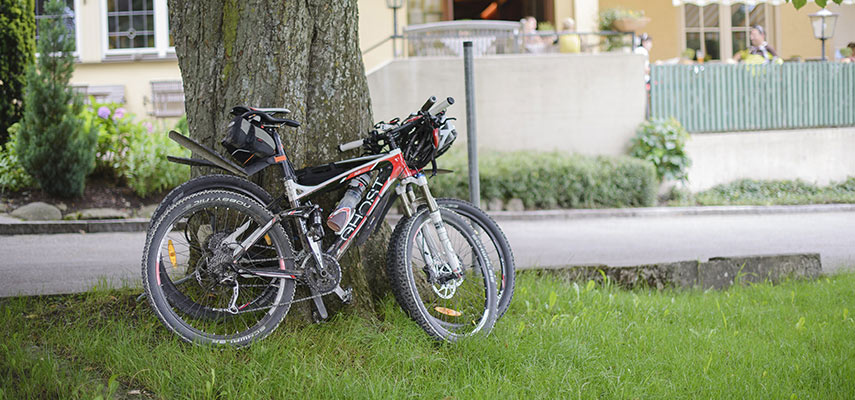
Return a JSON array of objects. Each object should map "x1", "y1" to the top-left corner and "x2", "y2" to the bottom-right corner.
[
  {"x1": 430, "y1": 150, "x2": 658, "y2": 209},
  {"x1": 673, "y1": 178, "x2": 855, "y2": 206}
]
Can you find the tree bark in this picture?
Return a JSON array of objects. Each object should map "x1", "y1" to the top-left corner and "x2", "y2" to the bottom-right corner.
[{"x1": 168, "y1": 0, "x2": 391, "y2": 320}]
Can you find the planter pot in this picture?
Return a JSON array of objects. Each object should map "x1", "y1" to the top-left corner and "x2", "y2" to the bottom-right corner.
[{"x1": 613, "y1": 17, "x2": 650, "y2": 32}]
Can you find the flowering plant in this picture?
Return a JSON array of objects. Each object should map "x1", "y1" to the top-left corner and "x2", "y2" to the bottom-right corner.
[{"x1": 82, "y1": 98, "x2": 149, "y2": 178}]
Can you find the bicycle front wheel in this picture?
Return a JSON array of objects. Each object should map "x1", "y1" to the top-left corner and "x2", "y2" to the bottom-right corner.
[
  {"x1": 435, "y1": 198, "x2": 515, "y2": 319},
  {"x1": 388, "y1": 207, "x2": 497, "y2": 341},
  {"x1": 142, "y1": 190, "x2": 295, "y2": 346}
]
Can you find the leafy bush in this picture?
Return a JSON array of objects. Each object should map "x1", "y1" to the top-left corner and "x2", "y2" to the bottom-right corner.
[
  {"x1": 430, "y1": 149, "x2": 657, "y2": 209},
  {"x1": 0, "y1": 122, "x2": 34, "y2": 193},
  {"x1": 682, "y1": 178, "x2": 855, "y2": 206},
  {"x1": 0, "y1": 0, "x2": 36, "y2": 144},
  {"x1": 630, "y1": 118, "x2": 691, "y2": 183},
  {"x1": 17, "y1": 0, "x2": 97, "y2": 198},
  {"x1": 81, "y1": 99, "x2": 150, "y2": 177},
  {"x1": 173, "y1": 114, "x2": 188, "y2": 134},
  {"x1": 122, "y1": 130, "x2": 189, "y2": 197}
]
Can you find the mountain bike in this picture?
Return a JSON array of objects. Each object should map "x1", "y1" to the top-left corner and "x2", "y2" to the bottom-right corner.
[{"x1": 142, "y1": 97, "x2": 514, "y2": 346}]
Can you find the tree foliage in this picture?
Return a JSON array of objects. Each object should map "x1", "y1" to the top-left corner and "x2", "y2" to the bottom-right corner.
[
  {"x1": 18, "y1": 0, "x2": 96, "y2": 198},
  {"x1": 0, "y1": 0, "x2": 36, "y2": 144},
  {"x1": 788, "y1": 0, "x2": 844, "y2": 9}
]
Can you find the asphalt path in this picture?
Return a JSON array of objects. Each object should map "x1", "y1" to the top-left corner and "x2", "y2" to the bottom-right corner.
[{"x1": 1, "y1": 211, "x2": 853, "y2": 297}]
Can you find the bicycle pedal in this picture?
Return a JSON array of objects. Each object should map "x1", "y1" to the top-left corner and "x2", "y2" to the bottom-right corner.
[{"x1": 333, "y1": 285, "x2": 353, "y2": 305}]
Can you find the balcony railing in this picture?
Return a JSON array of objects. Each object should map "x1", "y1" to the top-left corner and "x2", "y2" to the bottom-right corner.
[
  {"x1": 364, "y1": 20, "x2": 635, "y2": 58},
  {"x1": 650, "y1": 63, "x2": 855, "y2": 133}
]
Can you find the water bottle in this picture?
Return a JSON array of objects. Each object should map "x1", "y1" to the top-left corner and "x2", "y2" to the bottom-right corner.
[{"x1": 327, "y1": 173, "x2": 370, "y2": 232}]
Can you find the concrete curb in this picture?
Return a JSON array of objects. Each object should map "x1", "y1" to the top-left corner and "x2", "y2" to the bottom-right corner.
[
  {"x1": 486, "y1": 203, "x2": 855, "y2": 221},
  {"x1": 1, "y1": 203, "x2": 854, "y2": 235},
  {"x1": 0, "y1": 218, "x2": 150, "y2": 235},
  {"x1": 522, "y1": 253, "x2": 822, "y2": 290}
]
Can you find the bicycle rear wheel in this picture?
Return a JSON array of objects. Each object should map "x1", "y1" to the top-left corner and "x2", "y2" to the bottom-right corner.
[
  {"x1": 387, "y1": 207, "x2": 497, "y2": 341},
  {"x1": 142, "y1": 190, "x2": 295, "y2": 346}
]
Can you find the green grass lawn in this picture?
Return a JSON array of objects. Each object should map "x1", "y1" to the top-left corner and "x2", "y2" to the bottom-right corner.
[{"x1": 2, "y1": 272, "x2": 854, "y2": 399}]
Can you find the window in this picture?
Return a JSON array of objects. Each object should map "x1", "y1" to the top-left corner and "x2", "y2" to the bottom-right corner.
[
  {"x1": 685, "y1": 4, "x2": 720, "y2": 60},
  {"x1": 682, "y1": 4, "x2": 774, "y2": 61},
  {"x1": 101, "y1": 0, "x2": 173, "y2": 57},
  {"x1": 35, "y1": 0, "x2": 79, "y2": 53},
  {"x1": 150, "y1": 80, "x2": 184, "y2": 117},
  {"x1": 105, "y1": 0, "x2": 155, "y2": 49},
  {"x1": 731, "y1": 4, "x2": 765, "y2": 54}
]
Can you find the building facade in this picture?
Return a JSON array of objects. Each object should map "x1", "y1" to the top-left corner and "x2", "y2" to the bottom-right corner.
[
  {"x1": 44, "y1": 0, "x2": 854, "y2": 122},
  {"x1": 42, "y1": 0, "x2": 403, "y2": 121}
]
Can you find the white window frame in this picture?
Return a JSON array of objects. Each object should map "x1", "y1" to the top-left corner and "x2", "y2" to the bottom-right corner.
[
  {"x1": 679, "y1": 3, "x2": 777, "y2": 62},
  {"x1": 35, "y1": 0, "x2": 83, "y2": 57},
  {"x1": 100, "y1": 0, "x2": 174, "y2": 57}
]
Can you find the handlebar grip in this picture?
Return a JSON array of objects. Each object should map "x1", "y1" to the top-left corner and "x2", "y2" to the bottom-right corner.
[
  {"x1": 338, "y1": 139, "x2": 364, "y2": 152},
  {"x1": 428, "y1": 97, "x2": 455, "y2": 115},
  {"x1": 420, "y1": 96, "x2": 437, "y2": 112}
]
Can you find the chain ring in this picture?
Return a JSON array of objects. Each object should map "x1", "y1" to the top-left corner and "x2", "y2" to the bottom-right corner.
[{"x1": 301, "y1": 253, "x2": 342, "y2": 294}]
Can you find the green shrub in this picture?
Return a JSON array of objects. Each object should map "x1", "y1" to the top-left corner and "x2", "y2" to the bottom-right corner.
[
  {"x1": 430, "y1": 149, "x2": 657, "y2": 209},
  {"x1": 122, "y1": 131, "x2": 189, "y2": 197},
  {"x1": 630, "y1": 117, "x2": 691, "y2": 183},
  {"x1": 17, "y1": 0, "x2": 96, "y2": 198},
  {"x1": 686, "y1": 178, "x2": 855, "y2": 206},
  {"x1": 0, "y1": 0, "x2": 36, "y2": 144},
  {"x1": 173, "y1": 114, "x2": 188, "y2": 135},
  {"x1": 0, "y1": 123, "x2": 34, "y2": 193}
]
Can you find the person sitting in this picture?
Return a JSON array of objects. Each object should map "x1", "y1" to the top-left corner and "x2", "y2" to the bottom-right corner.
[
  {"x1": 557, "y1": 18, "x2": 581, "y2": 54},
  {"x1": 733, "y1": 25, "x2": 777, "y2": 63},
  {"x1": 634, "y1": 33, "x2": 652, "y2": 83},
  {"x1": 521, "y1": 16, "x2": 548, "y2": 53}
]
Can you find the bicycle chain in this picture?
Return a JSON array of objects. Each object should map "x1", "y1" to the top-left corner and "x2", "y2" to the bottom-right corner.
[
  {"x1": 237, "y1": 252, "x2": 341, "y2": 313},
  {"x1": 238, "y1": 285, "x2": 338, "y2": 313}
]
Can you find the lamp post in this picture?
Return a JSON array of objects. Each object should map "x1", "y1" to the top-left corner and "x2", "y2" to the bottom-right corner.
[
  {"x1": 386, "y1": 0, "x2": 404, "y2": 58},
  {"x1": 809, "y1": 8, "x2": 838, "y2": 61}
]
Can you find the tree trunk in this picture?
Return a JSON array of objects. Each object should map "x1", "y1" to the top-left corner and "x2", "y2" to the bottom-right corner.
[{"x1": 168, "y1": 0, "x2": 391, "y2": 320}]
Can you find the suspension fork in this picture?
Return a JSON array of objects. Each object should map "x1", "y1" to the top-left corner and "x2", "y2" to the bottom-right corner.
[{"x1": 404, "y1": 174, "x2": 463, "y2": 275}]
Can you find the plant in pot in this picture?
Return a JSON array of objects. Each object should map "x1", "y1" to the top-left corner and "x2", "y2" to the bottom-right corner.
[{"x1": 611, "y1": 9, "x2": 650, "y2": 32}]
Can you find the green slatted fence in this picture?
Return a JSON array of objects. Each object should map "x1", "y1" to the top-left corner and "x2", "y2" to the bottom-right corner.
[{"x1": 650, "y1": 63, "x2": 855, "y2": 133}]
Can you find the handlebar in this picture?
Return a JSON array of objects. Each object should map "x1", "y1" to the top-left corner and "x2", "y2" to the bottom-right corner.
[
  {"x1": 338, "y1": 139, "x2": 364, "y2": 152},
  {"x1": 338, "y1": 95, "x2": 455, "y2": 152},
  {"x1": 420, "y1": 96, "x2": 437, "y2": 112},
  {"x1": 428, "y1": 97, "x2": 454, "y2": 116}
]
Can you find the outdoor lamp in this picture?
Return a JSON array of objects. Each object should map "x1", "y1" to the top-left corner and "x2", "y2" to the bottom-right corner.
[
  {"x1": 386, "y1": 0, "x2": 404, "y2": 58},
  {"x1": 809, "y1": 8, "x2": 838, "y2": 61}
]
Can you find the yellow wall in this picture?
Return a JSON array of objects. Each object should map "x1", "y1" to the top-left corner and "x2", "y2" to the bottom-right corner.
[
  {"x1": 358, "y1": 0, "x2": 407, "y2": 72},
  {"x1": 779, "y1": 3, "x2": 855, "y2": 60},
  {"x1": 554, "y1": 0, "x2": 574, "y2": 28},
  {"x1": 67, "y1": 0, "x2": 401, "y2": 119},
  {"x1": 598, "y1": 0, "x2": 679, "y2": 61},
  {"x1": 780, "y1": 3, "x2": 825, "y2": 59},
  {"x1": 73, "y1": 61, "x2": 182, "y2": 122},
  {"x1": 598, "y1": 0, "x2": 855, "y2": 62}
]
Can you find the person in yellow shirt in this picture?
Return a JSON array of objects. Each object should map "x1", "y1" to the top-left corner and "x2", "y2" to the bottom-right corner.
[{"x1": 558, "y1": 18, "x2": 581, "y2": 54}]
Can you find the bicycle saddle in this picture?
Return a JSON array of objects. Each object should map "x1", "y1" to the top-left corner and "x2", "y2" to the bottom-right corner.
[{"x1": 230, "y1": 106, "x2": 301, "y2": 128}]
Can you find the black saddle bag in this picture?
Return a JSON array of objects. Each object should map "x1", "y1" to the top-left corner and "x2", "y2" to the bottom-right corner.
[{"x1": 222, "y1": 115, "x2": 276, "y2": 164}]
